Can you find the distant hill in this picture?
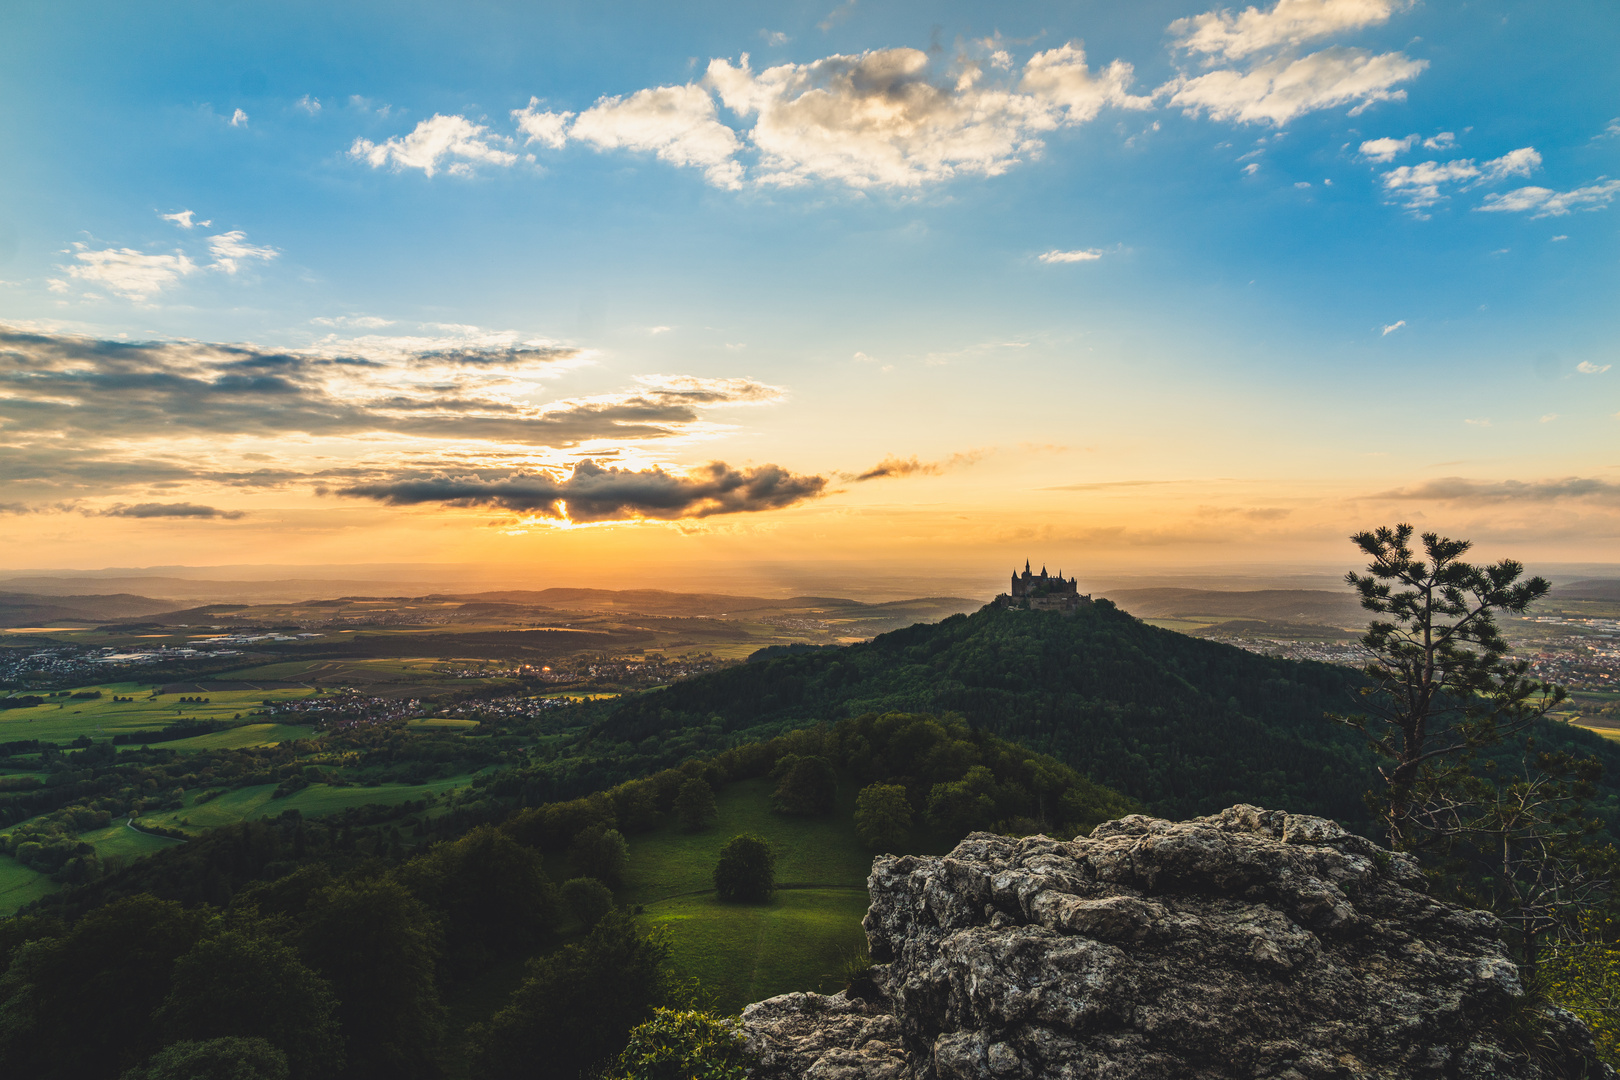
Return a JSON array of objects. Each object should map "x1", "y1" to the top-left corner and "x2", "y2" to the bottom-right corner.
[
  {"x1": 0, "y1": 591, "x2": 177, "y2": 628},
  {"x1": 1099, "y1": 587, "x2": 1364, "y2": 627},
  {"x1": 595, "y1": 601, "x2": 1620, "y2": 829},
  {"x1": 1558, "y1": 579, "x2": 1620, "y2": 602},
  {"x1": 453, "y1": 588, "x2": 980, "y2": 621}
]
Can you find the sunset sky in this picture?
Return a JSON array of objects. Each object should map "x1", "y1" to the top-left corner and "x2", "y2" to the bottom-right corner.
[{"x1": 1, "y1": 0, "x2": 1616, "y2": 591}]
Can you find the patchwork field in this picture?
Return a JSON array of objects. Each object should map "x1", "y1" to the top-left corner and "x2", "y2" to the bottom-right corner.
[
  {"x1": 137, "y1": 772, "x2": 484, "y2": 833},
  {"x1": 0, "y1": 682, "x2": 317, "y2": 745}
]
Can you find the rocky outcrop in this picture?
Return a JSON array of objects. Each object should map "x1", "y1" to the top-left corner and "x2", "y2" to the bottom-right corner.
[{"x1": 742, "y1": 806, "x2": 1613, "y2": 1080}]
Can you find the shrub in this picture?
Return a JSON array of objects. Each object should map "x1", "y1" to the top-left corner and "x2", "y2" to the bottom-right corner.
[
  {"x1": 604, "y1": 1008, "x2": 754, "y2": 1080},
  {"x1": 713, "y1": 834, "x2": 775, "y2": 903}
]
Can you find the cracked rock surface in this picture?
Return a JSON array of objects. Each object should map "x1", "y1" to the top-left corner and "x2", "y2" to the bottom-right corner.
[{"x1": 741, "y1": 805, "x2": 1613, "y2": 1080}]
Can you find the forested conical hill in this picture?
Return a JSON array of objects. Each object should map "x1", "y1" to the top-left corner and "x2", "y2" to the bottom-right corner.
[{"x1": 597, "y1": 600, "x2": 1383, "y2": 824}]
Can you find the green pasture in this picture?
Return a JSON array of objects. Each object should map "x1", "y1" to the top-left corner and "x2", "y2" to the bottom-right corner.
[
  {"x1": 621, "y1": 778, "x2": 876, "y2": 905},
  {"x1": 644, "y1": 889, "x2": 871, "y2": 1012},
  {"x1": 138, "y1": 772, "x2": 480, "y2": 833},
  {"x1": 0, "y1": 856, "x2": 58, "y2": 913},
  {"x1": 0, "y1": 682, "x2": 316, "y2": 745},
  {"x1": 409, "y1": 718, "x2": 479, "y2": 729},
  {"x1": 614, "y1": 776, "x2": 942, "y2": 1012},
  {"x1": 80, "y1": 819, "x2": 186, "y2": 860},
  {"x1": 153, "y1": 723, "x2": 317, "y2": 750}
]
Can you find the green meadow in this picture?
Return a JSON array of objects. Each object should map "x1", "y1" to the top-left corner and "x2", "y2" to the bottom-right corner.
[
  {"x1": 617, "y1": 776, "x2": 949, "y2": 1012},
  {"x1": 0, "y1": 682, "x2": 317, "y2": 745},
  {"x1": 138, "y1": 773, "x2": 482, "y2": 833},
  {"x1": 0, "y1": 855, "x2": 57, "y2": 912}
]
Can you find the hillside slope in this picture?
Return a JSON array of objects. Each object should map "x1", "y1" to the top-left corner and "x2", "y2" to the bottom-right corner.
[{"x1": 596, "y1": 601, "x2": 1620, "y2": 828}]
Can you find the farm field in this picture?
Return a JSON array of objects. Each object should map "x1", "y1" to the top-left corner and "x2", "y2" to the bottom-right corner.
[
  {"x1": 138, "y1": 772, "x2": 482, "y2": 833},
  {"x1": 0, "y1": 682, "x2": 316, "y2": 745},
  {"x1": 155, "y1": 722, "x2": 317, "y2": 750},
  {"x1": 0, "y1": 854, "x2": 57, "y2": 912}
]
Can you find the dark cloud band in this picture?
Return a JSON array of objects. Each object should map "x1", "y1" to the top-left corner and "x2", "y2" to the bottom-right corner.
[{"x1": 337, "y1": 458, "x2": 826, "y2": 521}]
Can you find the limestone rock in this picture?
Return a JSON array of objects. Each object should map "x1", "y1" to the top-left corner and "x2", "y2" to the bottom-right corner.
[{"x1": 741, "y1": 805, "x2": 1614, "y2": 1080}]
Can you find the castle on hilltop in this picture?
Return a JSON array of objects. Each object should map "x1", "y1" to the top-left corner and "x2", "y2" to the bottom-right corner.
[{"x1": 991, "y1": 560, "x2": 1092, "y2": 613}]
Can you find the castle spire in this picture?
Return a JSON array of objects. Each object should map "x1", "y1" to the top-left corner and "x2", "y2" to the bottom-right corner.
[{"x1": 1025, "y1": 558, "x2": 1030, "y2": 574}]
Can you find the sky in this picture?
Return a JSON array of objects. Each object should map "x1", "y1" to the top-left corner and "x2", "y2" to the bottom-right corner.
[{"x1": 0, "y1": 0, "x2": 1616, "y2": 592}]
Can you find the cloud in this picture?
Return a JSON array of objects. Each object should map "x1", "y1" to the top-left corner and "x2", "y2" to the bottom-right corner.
[
  {"x1": 0, "y1": 323, "x2": 784, "y2": 459},
  {"x1": 207, "y1": 231, "x2": 279, "y2": 274},
  {"x1": 296, "y1": 95, "x2": 321, "y2": 115},
  {"x1": 570, "y1": 84, "x2": 746, "y2": 189},
  {"x1": 337, "y1": 458, "x2": 826, "y2": 521},
  {"x1": 1379, "y1": 147, "x2": 1540, "y2": 210},
  {"x1": 65, "y1": 246, "x2": 198, "y2": 300},
  {"x1": 1371, "y1": 476, "x2": 1620, "y2": 504},
  {"x1": 230, "y1": 109, "x2": 248, "y2": 127},
  {"x1": 1039, "y1": 248, "x2": 1103, "y2": 263},
  {"x1": 706, "y1": 44, "x2": 1150, "y2": 189},
  {"x1": 1168, "y1": 47, "x2": 1426, "y2": 125},
  {"x1": 1170, "y1": 0, "x2": 1411, "y2": 62},
  {"x1": 1359, "y1": 133, "x2": 1416, "y2": 161},
  {"x1": 1423, "y1": 131, "x2": 1455, "y2": 150},
  {"x1": 846, "y1": 449, "x2": 988, "y2": 481},
  {"x1": 100, "y1": 502, "x2": 245, "y2": 519},
  {"x1": 1381, "y1": 319, "x2": 1405, "y2": 335},
  {"x1": 1476, "y1": 178, "x2": 1620, "y2": 218},
  {"x1": 761, "y1": 30, "x2": 790, "y2": 46},
  {"x1": 1577, "y1": 361, "x2": 1612, "y2": 374},
  {"x1": 160, "y1": 210, "x2": 210, "y2": 229},
  {"x1": 349, "y1": 114, "x2": 518, "y2": 177},
  {"x1": 512, "y1": 99, "x2": 574, "y2": 149},
  {"x1": 311, "y1": 315, "x2": 394, "y2": 329}
]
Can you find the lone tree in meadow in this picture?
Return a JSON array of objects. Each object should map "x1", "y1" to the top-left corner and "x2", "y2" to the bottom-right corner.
[
  {"x1": 673, "y1": 778, "x2": 718, "y2": 832},
  {"x1": 713, "y1": 834, "x2": 775, "y2": 903},
  {"x1": 1333, "y1": 523, "x2": 1566, "y2": 850}
]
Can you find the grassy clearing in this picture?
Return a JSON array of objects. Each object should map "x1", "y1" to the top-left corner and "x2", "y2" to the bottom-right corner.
[
  {"x1": 0, "y1": 855, "x2": 58, "y2": 913},
  {"x1": 79, "y1": 819, "x2": 186, "y2": 860},
  {"x1": 644, "y1": 890, "x2": 871, "y2": 1013},
  {"x1": 151, "y1": 723, "x2": 317, "y2": 751},
  {"x1": 410, "y1": 718, "x2": 480, "y2": 729},
  {"x1": 623, "y1": 778, "x2": 875, "y2": 905},
  {"x1": 0, "y1": 682, "x2": 316, "y2": 745},
  {"x1": 138, "y1": 773, "x2": 480, "y2": 832},
  {"x1": 615, "y1": 776, "x2": 949, "y2": 1012}
]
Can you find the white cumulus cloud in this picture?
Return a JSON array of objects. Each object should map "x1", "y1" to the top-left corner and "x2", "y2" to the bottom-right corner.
[
  {"x1": 349, "y1": 114, "x2": 518, "y2": 177},
  {"x1": 159, "y1": 210, "x2": 210, "y2": 229},
  {"x1": 1577, "y1": 361, "x2": 1612, "y2": 374},
  {"x1": 1381, "y1": 319, "x2": 1405, "y2": 335},
  {"x1": 1476, "y1": 178, "x2": 1620, "y2": 218},
  {"x1": 1039, "y1": 248, "x2": 1104, "y2": 263},
  {"x1": 1169, "y1": 46, "x2": 1426, "y2": 125},
  {"x1": 706, "y1": 45, "x2": 1149, "y2": 189},
  {"x1": 1359, "y1": 133, "x2": 1416, "y2": 161},
  {"x1": 1170, "y1": 0, "x2": 1411, "y2": 62},
  {"x1": 65, "y1": 247, "x2": 198, "y2": 300},
  {"x1": 296, "y1": 95, "x2": 321, "y2": 115},
  {"x1": 207, "y1": 231, "x2": 280, "y2": 274},
  {"x1": 1380, "y1": 147, "x2": 1540, "y2": 210},
  {"x1": 570, "y1": 84, "x2": 745, "y2": 189},
  {"x1": 230, "y1": 108, "x2": 248, "y2": 127},
  {"x1": 512, "y1": 99, "x2": 574, "y2": 149}
]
